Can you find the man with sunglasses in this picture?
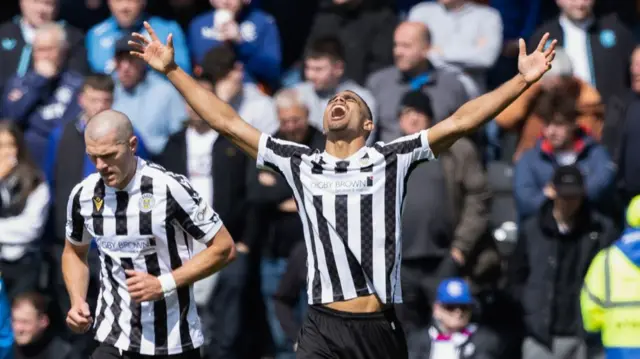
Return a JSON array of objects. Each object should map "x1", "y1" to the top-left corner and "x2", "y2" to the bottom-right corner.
[{"x1": 407, "y1": 278, "x2": 500, "y2": 358}]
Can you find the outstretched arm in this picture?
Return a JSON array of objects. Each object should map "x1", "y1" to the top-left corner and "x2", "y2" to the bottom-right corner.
[
  {"x1": 428, "y1": 33, "x2": 557, "y2": 156},
  {"x1": 130, "y1": 22, "x2": 262, "y2": 159}
]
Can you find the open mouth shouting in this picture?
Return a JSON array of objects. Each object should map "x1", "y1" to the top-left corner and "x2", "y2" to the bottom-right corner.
[{"x1": 330, "y1": 104, "x2": 347, "y2": 121}]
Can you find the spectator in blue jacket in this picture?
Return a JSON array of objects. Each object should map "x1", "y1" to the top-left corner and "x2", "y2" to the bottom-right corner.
[
  {"x1": 0, "y1": 278, "x2": 12, "y2": 359},
  {"x1": 86, "y1": 0, "x2": 190, "y2": 75},
  {"x1": 188, "y1": 0, "x2": 281, "y2": 87},
  {"x1": 1, "y1": 22, "x2": 84, "y2": 170},
  {"x1": 514, "y1": 87, "x2": 615, "y2": 220}
]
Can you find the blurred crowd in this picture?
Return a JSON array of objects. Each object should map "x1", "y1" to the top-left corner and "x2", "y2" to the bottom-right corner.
[{"x1": 1, "y1": 0, "x2": 640, "y2": 358}]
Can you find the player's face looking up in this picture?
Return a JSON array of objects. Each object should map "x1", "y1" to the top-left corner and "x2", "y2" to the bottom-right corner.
[{"x1": 322, "y1": 90, "x2": 373, "y2": 140}]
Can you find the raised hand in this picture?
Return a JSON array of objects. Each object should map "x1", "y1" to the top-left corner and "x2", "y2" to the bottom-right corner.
[
  {"x1": 129, "y1": 22, "x2": 177, "y2": 75},
  {"x1": 517, "y1": 32, "x2": 557, "y2": 84}
]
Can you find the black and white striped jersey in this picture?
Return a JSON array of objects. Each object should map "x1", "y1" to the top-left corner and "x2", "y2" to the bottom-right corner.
[
  {"x1": 257, "y1": 129, "x2": 436, "y2": 304},
  {"x1": 65, "y1": 158, "x2": 223, "y2": 355}
]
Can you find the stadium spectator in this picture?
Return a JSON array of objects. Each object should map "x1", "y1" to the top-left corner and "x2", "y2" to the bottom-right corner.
[
  {"x1": 306, "y1": 0, "x2": 397, "y2": 86},
  {"x1": 0, "y1": 121, "x2": 49, "y2": 300},
  {"x1": 87, "y1": 0, "x2": 190, "y2": 74},
  {"x1": 366, "y1": 21, "x2": 468, "y2": 143},
  {"x1": 488, "y1": 0, "x2": 543, "y2": 88},
  {"x1": 200, "y1": 43, "x2": 279, "y2": 135},
  {"x1": 1, "y1": 23, "x2": 84, "y2": 169},
  {"x1": 407, "y1": 278, "x2": 504, "y2": 359},
  {"x1": 408, "y1": 0, "x2": 503, "y2": 93},
  {"x1": 496, "y1": 48, "x2": 603, "y2": 162},
  {"x1": 272, "y1": 241, "x2": 307, "y2": 354},
  {"x1": 0, "y1": 0, "x2": 88, "y2": 91},
  {"x1": 111, "y1": 35, "x2": 186, "y2": 155},
  {"x1": 513, "y1": 88, "x2": 615, "y2": 220},
  {"x1": 395, "y1": 90, "x2": 497, "y2": 333},
  {"x1": 581, "y1": 194, "x2": 640, "y2": 359},
  {"x1": 603, "y1": 46, "x2": 640, "y2": 206},
  {"x1": 246, "y1": 88, "x2": 323, "y2": 359},
  {"x1": 12, "y1": 292, "x2": 77, "y2": 359},
  {"x1": 0, "y1": 279, "x2": 12, "y2": 359},
  {"x1": 509, "y1": 165, "x2": 616, "y2": 359},
  {"x1": 188, "y1": 0, "x2": 281, "y2": 87},
  {"x1": 156, "y1": 74, "x2": 251, "y2": 354},
  {"x1": 530, "y1": 0, "x2": 635, "y2": 103},
  {"x1": 295, "y1": 36, "x2": 377, "y2": 135}
]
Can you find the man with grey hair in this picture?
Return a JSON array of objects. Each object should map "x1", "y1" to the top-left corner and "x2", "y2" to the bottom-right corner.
[
  {"x1": 1, "y1": 21, "x2": 84, "y2": 169},
  {"x1": 62, "y1": 109, "x2": 237, "y2": 358},
  {"x1": 247, "y1": 87, "x2": 324, "y2": 358},
  {"x1": 0, "y1": 0, "x2": 88, "y2": 87}
]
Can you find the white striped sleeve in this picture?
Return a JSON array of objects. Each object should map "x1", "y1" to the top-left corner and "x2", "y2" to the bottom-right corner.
[
  {"x1": 257, "y1": 133, "x2": 311, "y2": 170},
  {"x1": 65, "y1": 182, "x2": 91, "y2": 245},
  {"x1": 166, "y1": 173, "x2": 223, "y2": 244},
  {"x1": 378, "y1": 129, "x2": 436, "y2": 163}
]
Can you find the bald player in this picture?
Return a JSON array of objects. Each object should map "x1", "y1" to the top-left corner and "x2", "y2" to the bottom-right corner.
[{"x1": 62, "y1": 110, "x2": 236, "y2": 359}]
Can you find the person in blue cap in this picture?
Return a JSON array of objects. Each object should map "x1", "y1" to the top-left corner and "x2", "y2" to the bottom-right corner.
[{"x1": 407, "y1": 277, "x2": 502, "y2": 359}]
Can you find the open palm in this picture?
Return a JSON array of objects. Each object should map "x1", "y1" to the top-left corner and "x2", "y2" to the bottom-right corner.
[
  {"x1": 518, "y1": 32, "x2": 557, "y2": 84},
  {"x1": 129, "y1": 22, "x2": 176, "y2": 74}
]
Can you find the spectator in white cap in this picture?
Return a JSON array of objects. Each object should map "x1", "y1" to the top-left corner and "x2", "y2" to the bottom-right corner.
[{"x1": 495, "y1": 47, "x2": 604, "y2": 162}]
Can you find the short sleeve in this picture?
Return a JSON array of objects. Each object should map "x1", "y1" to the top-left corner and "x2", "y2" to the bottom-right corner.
[
  {"x1": 65, "y1": 183, "x2": 91, "y2": 245},
  {"x1": 377, "y1": 129, "x2": 436, "y2": 163},
  {"x1": 167, "y1": 173, "x2": 223, "y2": 244},
  {"x1": 257, "y1": 133, "x2": 312, "y2": 170}
]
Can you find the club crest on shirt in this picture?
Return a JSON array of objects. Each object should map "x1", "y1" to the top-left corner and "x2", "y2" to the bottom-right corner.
[
  {"x1": 93, "y1": 196, "x2": 104, "y2": 212},
  {"x1": 138, "y1": 193, "x2": 156, "y2": 213}
]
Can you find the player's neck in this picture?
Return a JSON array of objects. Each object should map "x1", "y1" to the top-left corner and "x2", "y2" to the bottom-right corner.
[
  {"x1": 325, "y1": 137, "x2": 366, "y2": 159},
  {"x1": 115, "y1": 158, "x2": 138, "y2": 190}
]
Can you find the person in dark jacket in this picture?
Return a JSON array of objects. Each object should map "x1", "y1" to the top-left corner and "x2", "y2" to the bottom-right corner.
[
  {"x1": 307, "y1": 0, "x2": 397, "y2": 86},
  {"x1": 0, "y1": 0, "x2": 87, "y2": 90},
  {"x1": 273, "y1": 241, "x2": 307, "y2": 349},
  {"x1": 246, "y1": 87, "x2": 324, "y2": 359},
  {"x1": 408, "y1": 278, "x2": 504, "y2": 359},
  {"x1": 529, "y1": 0, "x2": 635, "y2": 104},
  {"x1": 155, "y1": 74, "x2": 251, "y2": 359},
  {"x1": 602, "y1": 46, "x2": 640, "y2": 207},
  {"x1": 508, "y1": 165, "x2": 618, "y2": 359},
  {"x1": 513, "y1": 87, "x2": 615, "y2": 220},
  {"x1": 1, "y1": 23, "x2": 84, "y2": 170},
  {"x1": 12, "y1": 292, "x2": 77, "y2": 359}
]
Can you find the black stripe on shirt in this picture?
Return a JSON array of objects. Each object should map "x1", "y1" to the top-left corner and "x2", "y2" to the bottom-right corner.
[
  {"x1": 144, "y1": 251, "x2": 168, "y2": 355},
  {"x1": 266, "y1": 136, "x2": 314, "y2": 158},
  {"x1": 139, "y1": 175, "x2": 154, "y2": 235},
  {"x1": 167, "y1": 187, "x2": 206, "y2": 240},
  {"x1": 92, "y1": 179, "x2": 105, "y2": 236},
  {"x1": 94, "y1": 254, "x2": 108, "y2": 338},
  {"x1": 166, "y1": 192, "x2": 195, "y2": 350},
  {"x1": 335, "y1": 194, "x2": 368, "y2": 293},
  {"x1": 376, "y1": 136, "x2": 423, "y2": 156},
  {"x1": 383, "y1": 155, "x2": 399, "y2": 301},
  {"x1": 120, "y1": 257, "x2": 142, "y2": 351},
  {"x1": 313, "y1": 195, "x2": 343, "y2": 301},
  {"x1": 70, "y1": 186, "x2": 84, "y2": 240},
  {"x1": 115, "y1": 191, "x2": 129, "y2": 236},
  {"x1": 291, "y1": 156, "x2": 322, "y2": 301},
  {"x1": 103, "y1": 256, "x2": 124, "y2": 345}
]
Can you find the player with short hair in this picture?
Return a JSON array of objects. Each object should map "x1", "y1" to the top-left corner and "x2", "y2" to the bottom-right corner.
[{"x1": 129, "y1": 22, "x2": 556, "y2": 359}]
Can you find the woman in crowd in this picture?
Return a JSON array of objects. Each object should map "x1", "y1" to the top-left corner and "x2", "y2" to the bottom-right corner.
[{"x1": 0, "y1": 120, "x2": 50, "y2": 300}]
